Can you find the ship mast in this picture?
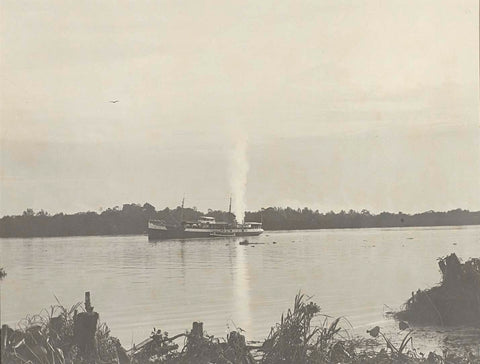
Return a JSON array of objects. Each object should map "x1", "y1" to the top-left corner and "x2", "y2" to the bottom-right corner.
[{"x1": 180, "y1": 195, "x2": 185, "y2": 222}]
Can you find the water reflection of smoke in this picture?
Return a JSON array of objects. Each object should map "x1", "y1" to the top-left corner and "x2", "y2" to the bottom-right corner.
[{"x1": 233, "y1": 245, "x2": 251, "y2": 334}]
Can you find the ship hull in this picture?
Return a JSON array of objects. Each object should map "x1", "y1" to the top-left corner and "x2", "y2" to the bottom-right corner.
[{"x1": 148, "y1": 227, "x2": 263, "y2": 240}]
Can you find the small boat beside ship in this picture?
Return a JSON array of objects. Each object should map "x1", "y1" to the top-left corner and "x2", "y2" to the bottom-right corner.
[{"x1": 148, "y1": 216, "x2": 263, "y2": 240}]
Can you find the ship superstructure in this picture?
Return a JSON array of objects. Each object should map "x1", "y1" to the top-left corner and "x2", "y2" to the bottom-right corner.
[
  {"x1": 148, "y1": 215, "x2": 263, "y2": 240},
  {"x1": 148, "y1": 198, "x2": 263, "y2": 240}
]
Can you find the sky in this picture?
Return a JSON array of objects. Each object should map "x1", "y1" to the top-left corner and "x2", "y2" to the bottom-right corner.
[{"x1": 1, "y1": 0, "x2": 479, "y2": 216}]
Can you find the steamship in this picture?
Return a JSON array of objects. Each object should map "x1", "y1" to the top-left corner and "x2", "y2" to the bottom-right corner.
[
  {"x1": 148, "y1": 216, "x2": 263, "y2": 240},
  {"x1": 147, "y1": 198, "x2": 264, "y2": 240}
]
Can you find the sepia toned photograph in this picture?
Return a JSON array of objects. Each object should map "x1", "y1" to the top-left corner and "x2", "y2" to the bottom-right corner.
[{"x1": 1, "y1": 1, "x2": 479, "y2": 363}]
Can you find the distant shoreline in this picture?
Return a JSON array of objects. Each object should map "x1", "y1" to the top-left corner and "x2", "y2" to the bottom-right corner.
[
  {"x1": 2, "y1": 204, "x2": 479, "y2": 238},
  {"x1": 1, "y1": 219, "x2": 479, "y2": 239}
]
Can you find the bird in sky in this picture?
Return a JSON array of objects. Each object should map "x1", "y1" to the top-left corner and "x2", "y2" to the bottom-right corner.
[{"x1": 109, "y1": 100, "x2": 119, "y2": 103}]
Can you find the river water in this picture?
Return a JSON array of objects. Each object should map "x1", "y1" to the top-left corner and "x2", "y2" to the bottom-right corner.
[{"x1": 1, "y1": 226, "x2": 479, "y2": 353}]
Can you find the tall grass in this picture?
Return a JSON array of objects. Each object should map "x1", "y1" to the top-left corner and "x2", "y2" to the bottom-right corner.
[
  {"x1": 260, "y1": 293, "x2": 351, "y2": 363},
  {"x1": 1, "y1": 299, "x2": 123, "y2": 364},
  {"x1": 2, "y1": 292, "x2": 480, "y2": 363}
]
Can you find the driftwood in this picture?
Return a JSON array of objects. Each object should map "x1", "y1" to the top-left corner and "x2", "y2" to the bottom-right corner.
[{"x1": 128, "y1": 332, "x2": 186, "y2": 356}]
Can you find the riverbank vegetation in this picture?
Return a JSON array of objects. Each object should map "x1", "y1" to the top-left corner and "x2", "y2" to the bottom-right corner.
[
  {"x1": 1, "y1": 203, "x2": 479, "y2": 238},
  {"x1": 1, "y1": 292, "x2": 479, "y2": 363},
  {"x1": 396, "y1": 253, "x2": 480, "y2": 328}
]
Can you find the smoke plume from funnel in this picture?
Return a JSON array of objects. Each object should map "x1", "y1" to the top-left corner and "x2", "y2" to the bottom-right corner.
[{"x1": 229, "y1": 130, "x2": 249, "y2": 224}]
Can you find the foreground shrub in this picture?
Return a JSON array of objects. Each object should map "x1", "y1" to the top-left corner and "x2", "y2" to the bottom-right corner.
[{"x1": 1, "y1": 299, "x2": 125, "y2": 364}]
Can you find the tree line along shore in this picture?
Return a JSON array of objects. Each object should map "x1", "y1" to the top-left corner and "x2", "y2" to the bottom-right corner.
[{"x1": 1, "y1": 204, "x2": 479, "y2": 238}]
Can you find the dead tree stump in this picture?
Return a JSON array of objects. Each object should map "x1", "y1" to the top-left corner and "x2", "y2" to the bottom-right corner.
[
  {"x1": 227, "y1": 331, "x2": 256, "y2": 364},
  {"x1": 228, "y1": 331, "x2": 246, "y2": 348},
  {"x1": 439, "y1": 253, "x2": 463, "y2": 285},
  {"x1": 74, "y1": 292, "x2": 99, "y2": 361},
  {"x1": 187, "y1": 321, "x2": 204, "y2": 351},
  {"x1": 191, "y1": 322, "x2": 203, "y2": 338}
]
